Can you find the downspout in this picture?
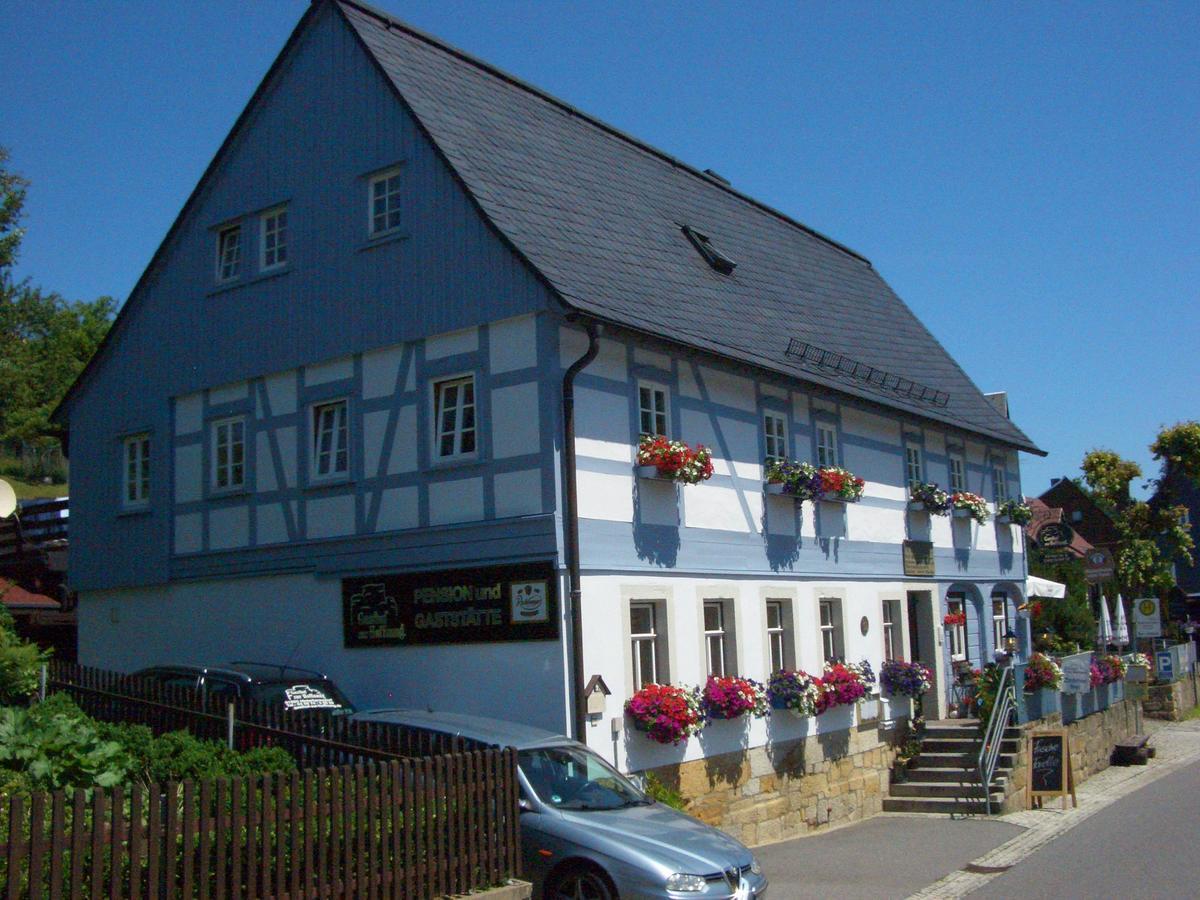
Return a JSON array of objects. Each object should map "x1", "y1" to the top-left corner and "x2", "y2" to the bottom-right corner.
[{"x1": 561, "y1": 318, "x2": 600, "y2": 742}]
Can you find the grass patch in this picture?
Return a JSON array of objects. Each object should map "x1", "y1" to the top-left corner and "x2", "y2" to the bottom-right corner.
[
  {"x1": 5, "y1": 477, "x2": 69, "y2": 500},
  {"x1": 1181, "y1": 704, "x2": 1200, "y2": 721}
]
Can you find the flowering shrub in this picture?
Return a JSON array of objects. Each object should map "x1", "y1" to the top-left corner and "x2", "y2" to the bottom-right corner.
[
  {"x1": 908, "y1": 481, "x2": 951, "y2": 515},
  {"x1": 950, "y1": 491, "x2": 990, "y2": 523},
  {"x1": 1129, "y1": 652, "x2": 1151, "y2": 670},
  {"x1": 815, "y1": 660, "x2": 872, "y2": 713},
  {"x1": 637, "y1": 435, "x2": 714, "y2": 485},
  {"x1": 764, "y1": 459, "x2": 816, "y2": 496},
  {"x1": 1023, "y1": 652, "x2": 1063, "y2": 693},
  {"x1": 624, "y1": 684, "x2": 704, "y2": 744},
  {"x1": 997, "y1": 499, "x2": 1033, "y2": 525},
  {"x1": 814, "y1": 466, "x2": 866, "y2": 501},
  {"x1": 943, "y1": 611, "x2": 966, "y2": 627},
  {"x1": 766, "y1": 669, "x2": 821, "y2": 716},
  {"x1": 1095, "y1": 654, "x2": 1126, "y2": 684},
  {"x1": 1089, "y1": 660, "x2": 1105, "y2": 688},
  {"x1": 700, "y1": 676, "x2": 769, "y2": 721},
  {"x1": 879, "y1": 660, "x2": 933, "y2": 698}
]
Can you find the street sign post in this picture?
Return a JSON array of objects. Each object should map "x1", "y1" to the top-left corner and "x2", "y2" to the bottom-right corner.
[
  {"x1": 1156, "y1": 650, "x2": 1175, "y2": 683},
  {"x1": 1134, "y1": 597, "x2": 1162, "y2": 639}
]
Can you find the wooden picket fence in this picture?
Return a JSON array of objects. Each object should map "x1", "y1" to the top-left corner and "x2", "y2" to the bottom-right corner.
[{"x1": 2, "y1": 750, "x2": 520, "y2": 898}]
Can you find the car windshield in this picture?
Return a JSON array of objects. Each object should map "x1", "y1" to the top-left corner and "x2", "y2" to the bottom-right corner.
[
  {"x1": 518, "y1": 745, "x2": 648, "y2": 811},
  {"x1": 249, "y1": 680, "x2": 356, "y2": 716}
]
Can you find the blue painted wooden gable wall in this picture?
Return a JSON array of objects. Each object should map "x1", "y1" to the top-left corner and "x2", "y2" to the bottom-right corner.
[{"x1": 64, "y1": 2, "x2": 562, "y2": 591}]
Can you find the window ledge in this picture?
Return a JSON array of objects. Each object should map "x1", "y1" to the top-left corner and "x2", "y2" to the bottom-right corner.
[
  {"x1": 428, "y1": 454, "x2": 484, "y2": 473},
  {"x1": 209, "y1": 487, "x2": 251, "y2": 500},
  {"x1": 358, "y1": 231, "x2": 410, "y2": 253},
  {"x1": 304, "y1": 476, "x2": 354, "y2": 493},
  {"x1": 117, "y1": 505, "x2": 152, "y2": 518},
  {"x1": 206, "y1": 266, "x2": 292, "y2": 298}
]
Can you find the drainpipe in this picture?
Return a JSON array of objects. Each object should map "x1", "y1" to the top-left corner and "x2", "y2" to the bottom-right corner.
[{"x1": 561, "y1": 318, "x2": 600, "y2": 742}]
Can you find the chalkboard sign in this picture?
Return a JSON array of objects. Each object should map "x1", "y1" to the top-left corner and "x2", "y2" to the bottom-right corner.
[{"x1": 1027, "y1": 729, "x2": 1076, "y2": 810}]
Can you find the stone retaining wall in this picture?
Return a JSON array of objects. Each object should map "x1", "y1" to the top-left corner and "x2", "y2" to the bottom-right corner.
[
  {"x1": 1144, "y1": 675, "x2": 1199, "y2": 721},
  {"x1": 1002, "y1": 699, "x2": 1140, "y2": 811},
  {"x1": 644, "y1": 719, "x2": 902, "y2": 846}
]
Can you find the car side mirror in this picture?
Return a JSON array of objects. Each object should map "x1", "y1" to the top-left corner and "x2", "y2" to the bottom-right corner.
[{"x1": 518, "y1": 797, "x2": 533, "y2": 813}]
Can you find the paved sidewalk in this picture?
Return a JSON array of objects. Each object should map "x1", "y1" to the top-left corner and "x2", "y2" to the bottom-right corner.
[{"x1": 753, "y1": 717, "x2": 1200, "y2": 899}]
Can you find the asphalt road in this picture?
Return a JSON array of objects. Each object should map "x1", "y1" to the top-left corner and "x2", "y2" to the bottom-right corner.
[
  {"x1": 971, "y1": 757, "x2": 1200, "y2": 898},
  {"x1": 754, "y1": 815, "x2": 1023, "y2": 899}
]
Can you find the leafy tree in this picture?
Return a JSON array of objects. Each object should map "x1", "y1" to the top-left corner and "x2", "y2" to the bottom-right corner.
[
  {"x1": 1080, "y1": 421, "x2": 1200, "y2": 597},
  {"x1": 1028, "y1": 554, "x2": 1094, "y2": 652},
  {"x1": 0, "y1": 146, "x2": 27, "y2": 274},
  {"x1": 0, "y1": 603, "x2": 47, "y2": 705}
]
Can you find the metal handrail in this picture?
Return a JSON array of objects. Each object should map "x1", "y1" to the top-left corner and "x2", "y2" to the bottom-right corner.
[{"x1": 977, "y1": 666, "x2": 1015, "y2": 816}]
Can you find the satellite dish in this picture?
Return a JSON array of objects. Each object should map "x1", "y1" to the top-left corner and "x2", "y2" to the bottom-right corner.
[{"x1": 0, "y1": 479, "x2": 15, "y2": 519}]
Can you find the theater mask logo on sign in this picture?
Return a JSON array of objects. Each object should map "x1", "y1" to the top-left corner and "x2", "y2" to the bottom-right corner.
[{"x1": 511, "y1": 581, "x2": 549, "y2": 623}]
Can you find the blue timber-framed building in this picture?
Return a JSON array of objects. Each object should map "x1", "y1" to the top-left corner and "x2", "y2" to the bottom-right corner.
[{"x1": 54, "y1": 0, "x2": 1044, "y2": 774}]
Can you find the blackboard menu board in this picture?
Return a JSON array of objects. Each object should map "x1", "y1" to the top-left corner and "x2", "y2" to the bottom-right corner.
[{"x1": 1030, "y1": 733, "x2": 1066, "y2": 793}]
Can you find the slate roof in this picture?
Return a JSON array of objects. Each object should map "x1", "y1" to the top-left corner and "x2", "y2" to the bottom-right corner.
[{"x1": 337, "y1": 0, "x2": 1042, "y2": 454}]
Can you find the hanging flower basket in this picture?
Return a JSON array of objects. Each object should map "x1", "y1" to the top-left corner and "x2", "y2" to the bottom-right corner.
[
  {"x1": 624, "y1": 683, "x2": 704, "y2": 744},
  {"x1": 949, "y1": 491, "x2": 990, "y2": 523},
  {"x1": 636, "y1": 435, "x2": 714, "y2": 485},
  {"x1": 908, "y1": 482, "x2": 950, "y2": 515}
]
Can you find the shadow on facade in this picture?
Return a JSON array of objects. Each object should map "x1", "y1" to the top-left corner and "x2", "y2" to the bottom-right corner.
[{"x1": 632, "y1": 480, "x2": 680, "y2": 567}]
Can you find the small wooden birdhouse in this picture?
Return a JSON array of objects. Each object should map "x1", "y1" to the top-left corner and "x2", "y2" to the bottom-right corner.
[{"x1": 583, "y1": 675, "x2": 611, "y2": 718}]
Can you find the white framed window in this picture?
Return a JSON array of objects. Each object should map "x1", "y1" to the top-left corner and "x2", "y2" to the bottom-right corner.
[
  {"x1": 991, "y1": 594, "x2": 1009, "y2": 652},
  {"x1": 433, "y1": 375, "x2": 477, "y2": 459},
  {"x1": 260, "y1": 206, "x2": 288, "y2": 271},
  {"x1": 993, "y1": 465, "x2": 1009, "y2": 503},
  {"x1": 638, "y1": 382, "x2": 668, "y2": 437},
  {"x1": 630, "y1": 602, "x2": 663, "y2": 689},
  {"x1": 123, "y1": 434, "x2": 151, "y2": 507},
  {"x1": 310, "y1": 399, "x2": 349, "y2": 481},
  {"x1": 947, "y1": 594, "x2": 967, "y2": 662},
  {"x1": 948, "y1": 454, "x2": 965, "y2": 492},
  {"x1": 819, "y1": 598, "x2": 844, "y2": 663},
  {"x1": 211, "y1": 417, "x2": 246, "y2": 491},
  {"x1": 816, "y1": 424, "x2": 838, "y2": 467},
  {"x1": 703, "y1": 600, "x2": 733, "y2": 677},
  {"x1": 216, "y1": 225, "x2": 241, "y2": 282},
  {"x1": 882, "y1": 599, "x2": 901, "y2": 661},
  {"x1": 765, "y1": 599, "x2": 794, "y2": 673},
  {"x1": 905, "y1": 443, "x2": 923, "y2": 487},
  {"x1": 763, "y1": 413, "x2": 787, "y2": 465},
  {"x1": 369, "y1": 168, "x2": 403, "y2": 236}
]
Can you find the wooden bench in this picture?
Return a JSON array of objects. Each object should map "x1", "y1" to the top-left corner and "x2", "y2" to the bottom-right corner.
[{"x1": 1112, "y1": 734, "x2": 1152, "y2": 766}]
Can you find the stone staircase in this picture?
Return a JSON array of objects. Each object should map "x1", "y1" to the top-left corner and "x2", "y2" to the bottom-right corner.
[{"x1": 882, "y1": 720, "x2": 1020, "y2": 815}]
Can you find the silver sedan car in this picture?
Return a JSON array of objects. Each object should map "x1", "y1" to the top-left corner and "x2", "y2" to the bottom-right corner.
[{"x1": 354, "y1": 709, "x2": 768, "y2": 900}]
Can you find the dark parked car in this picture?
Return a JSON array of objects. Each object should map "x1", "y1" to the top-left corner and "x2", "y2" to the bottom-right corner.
[{"x1": 130, "y1": 661, "x2": 355, "y2": 715}]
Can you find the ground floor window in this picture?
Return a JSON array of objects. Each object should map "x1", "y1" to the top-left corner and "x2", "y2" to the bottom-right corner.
[
  {"x1": 630, "y1": 602, "x2": 663, "y2": 688},
  {"x1": 991, "y1": 593, "x2": 1009, "y2": 653},
  {"x1": 703, "y1": 600, "x2": 735, "y2": 677},
  {"x1": 882, "y1": 599, "x2": 901, "y2": 660},
  {"x1": 819, "y1": 598, "x2": 844, "y2": 664},
  {"x1": 765, "y1": 599, "x2": 794, "y2": 673},
  {"x1": 946, "y1": 594, "x2": 967, "y2": 662}
]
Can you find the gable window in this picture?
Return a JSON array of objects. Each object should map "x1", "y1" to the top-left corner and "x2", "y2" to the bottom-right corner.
[
  {"x1": 993, "y1": 465, "x2": 1009, "y2": 503},
  {"x1": 638, "y1": 383, "x2": 668, "y2": 437},
  {"x1": 905, "y1": 443, "x2": 923, "y2": 487},
  {"x1": 630, "y1": 601, "x2": 665, "y2": 689},
  {"x1": 764, "y1": 413, "x2": 787, "y2": 465},
  {"x1": 816, "y1": 424, "x2": 838, "y2": 467},
  {"x1": 216, "y1": 225, "x2": 241, "y2": 282},
  {"x1": 946, "y1": 594, "x2": 967, "y2": 662},
  {"x1": 949, "y1": 454, "x2": 965, "y2": 492},
  {"x1": 434, "y1": 375, "x2": 477, "y2": 459},
  {"x1": 882, "y1": 599, "x2": 901, "y2": 660},
  {"x1": 991, "y1": 593, "x2": 1009, "y2": 653},
  {"x1": 260, "y1": 207, "x2": 288, "y2": 271},
  {"x1": 765, "y1": 599, "x2": 794, "y2": 673},
  {"x1": 819, "y1": 598, "x2": 844, "y2": 663},
  {"x1": 369, "y1": 168, "x2": 403, "y2": 236},
  {"x1": 211, "y1": 417, "x2": 246, "y2": 491},
  {"x1": 703, "y1": 600, "x2": 734, "y2": 677},
  {"x1": 123, "y1": 434, "x2": 151, "y2": 507},
  {"x1": 311, "y1": 399, "x2": 349, "y2": 481}
]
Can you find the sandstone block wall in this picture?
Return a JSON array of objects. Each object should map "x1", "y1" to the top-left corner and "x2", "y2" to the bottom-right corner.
[
  {"x1": 646, "y1": 718, "x2": 902, "y2": 846},
  {"x1": 1143, "y1": 675, "x2": 1199, "y2": 721}
]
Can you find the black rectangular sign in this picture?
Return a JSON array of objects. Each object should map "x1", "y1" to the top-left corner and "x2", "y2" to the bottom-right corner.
[{"x1": 342, "y1": 561, "x2": 559, "y2": 647}]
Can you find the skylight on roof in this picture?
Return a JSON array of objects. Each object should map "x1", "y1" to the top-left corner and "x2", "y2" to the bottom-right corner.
[{"x1": 681, "y1": 225, "x2": 736, "y2": 275}]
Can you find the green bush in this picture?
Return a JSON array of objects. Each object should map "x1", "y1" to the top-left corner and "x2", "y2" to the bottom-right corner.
[
  {"x1": 0, "y1": 694, "x2": 130, "y2": 791},
  {"x1": 97, "y1": 720, "x2": 295, "y2": 786},
  {"x1": 0, "y1": 605, "x2": 48, "y2": 705},
  {"x1": 642, "y1": 771, "x2": 687, "y2": 811}
]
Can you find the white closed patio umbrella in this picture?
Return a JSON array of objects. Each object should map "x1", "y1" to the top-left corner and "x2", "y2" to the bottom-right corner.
[
  {"x1": 1097, "y1": 594, "x2": 1113, "y2": 648},
  {"x1": 1113, "y1": 593, "x2": 1130, "y2": 648}
]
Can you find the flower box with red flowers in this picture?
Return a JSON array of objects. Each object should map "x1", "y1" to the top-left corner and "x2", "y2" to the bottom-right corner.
[
  {"x1": 813, "y1": 466, "x2": 866, "y2": 503},
  {"x1": 700, "y1": 675, "x2": 769, "y2": 721},
  {"x1": 636, "y1": 435, "x2": 715, "y2": 486},
  {"x1": 949, "y1": 491, "x2": 990, "y2": 523},
  {"x1": 815, "y1": 661, "x2": 872, "y2": 714},
  {"x1": 624, "y1": 683, "x2": 704, "y2": 745},
  {"x1": 943, "y1": 611, "x2": 966, "y2": 627}
]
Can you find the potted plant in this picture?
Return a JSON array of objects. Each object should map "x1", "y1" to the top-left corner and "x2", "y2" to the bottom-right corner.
[
  {"x1": 879, "y1": 659, "x2": 933, "y2": 700},
  {"x1": 943, "y1": 610, "x2": 966, "y2": 628},
  {"x1": 763, "y1": 459, "x2": 816, "y2": 497},
  {"x1": 949, "y1": 491, "x2": 990, "y2": 523},
  {"x1": 815, "y1": 660, "x2": 872, "y2": 714},
  {"x1": 766, "y1": 669, "x2": 820, "y2": 716},
  {"x1": 908, "y1": 481, "x2": 950, "y2": 515},
  {"x1": 995, "y1": 498, "x2": 1033, "y2": 526},
  {"x1": 636, "y1": 435, "x2": 714, "y2": 485},
  {"x1": 700, "y1": 675, "x2": 769, "y2": 721},
  {"x1": 813, "y1": 465, "x2": 866, "y2": 503},
  {"x1": 624, "y1": 683, "x2": 704, "y2": 745}
]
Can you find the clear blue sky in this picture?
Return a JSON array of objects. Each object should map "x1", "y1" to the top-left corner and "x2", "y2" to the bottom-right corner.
[{"x1": 4, "y1": 1, "x2": 1197, "y2": 497}]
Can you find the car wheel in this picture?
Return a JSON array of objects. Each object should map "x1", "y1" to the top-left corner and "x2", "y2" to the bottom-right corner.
[{"x1": 546, "y1": 863, "x2": 617, "y2": 900}]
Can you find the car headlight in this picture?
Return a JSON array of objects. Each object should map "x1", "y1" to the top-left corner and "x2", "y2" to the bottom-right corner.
[
  {"x1": 750, "y1": 855, "x2": 762, "y2": 875},
  {"x1": 665, "y1": 872, "x2": 707, "y2": 892}
]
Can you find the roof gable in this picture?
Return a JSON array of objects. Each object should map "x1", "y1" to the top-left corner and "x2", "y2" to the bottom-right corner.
[{"x1": 336, "y1": 0, "x2": 1041, "y2": 454}]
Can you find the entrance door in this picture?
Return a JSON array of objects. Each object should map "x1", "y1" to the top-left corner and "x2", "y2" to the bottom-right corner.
[{"x1": 906, "y1": 590, "x2": 943, "y2": 718}]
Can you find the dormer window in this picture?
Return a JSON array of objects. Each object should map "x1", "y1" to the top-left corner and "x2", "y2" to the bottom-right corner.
[{"x1": 681, "y1": 225, "x2": 736, "y2": 275}]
